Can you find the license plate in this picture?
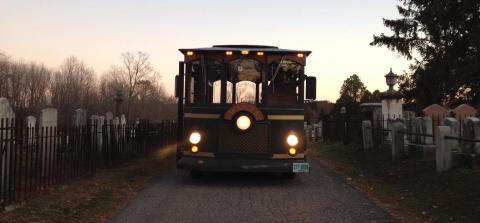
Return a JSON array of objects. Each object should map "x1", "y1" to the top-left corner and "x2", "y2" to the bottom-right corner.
[{"x1": 292, "y1": 163, "x2": 310, "y2": 173}]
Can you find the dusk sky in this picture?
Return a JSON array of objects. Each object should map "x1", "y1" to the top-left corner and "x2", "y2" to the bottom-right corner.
[{"x1": 0, "y1": 0, "x2": 411, "y2": 101}]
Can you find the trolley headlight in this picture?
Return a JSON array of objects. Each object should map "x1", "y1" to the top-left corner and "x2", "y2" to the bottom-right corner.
[
  {"x1": 287, "y1": 134, "x2": 299, "y2": 147},
  {"x1": 189, "y1": 132, "x2": 201, "y2": 144},
  {"x1": 236, "y1": 115, "x2": 252, "y2": 131}
]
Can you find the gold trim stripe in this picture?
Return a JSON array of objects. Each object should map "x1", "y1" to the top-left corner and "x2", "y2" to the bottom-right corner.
[
  {"x1": 267, "y1": 115, "x2": 304, "y2": 121},
  {"x1": 184, "y1": 113, "x2": 221, "y2": 119},
  {"x1": 272, "y1": 153, "x2": 305, "y2": 159},
  {"x1": 182, "y1": 151, "x2": 215, "y2": 157},
  {"x1": 183, "y1": 152, "x2": 305, "y2": 159}
]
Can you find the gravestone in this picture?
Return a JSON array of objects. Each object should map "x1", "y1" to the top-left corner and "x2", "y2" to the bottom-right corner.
[
  {"x1": 423, "y1": 104, "x2": 448, "y2": 120},
  {"x1": 97, "y1": 115, "x2": 105, "y2": 152},
  {"x1": 73, "y1": 108, "x2": 87, "y2": 127},
  {"x1": 0, "y1": 97, "x2": 15, "y2": 121},
  {"x1": 26, "y1": 116, "x2": 37, "y2": 145},
  {"x1": 410, "y1": 117, "x2": 435, "y2": 158},
  {"x1": 461, "y1": 117, "x2": 480, "y2": 154},
  {"x1": 436, "y1": 126, "x2": 453, "y2": 172},
  {"x1": 120, "y1": 114, "x2": 127, "y2": 140},
  {"x1": 390, "y1": 121, "x2": 406, "y2": 160},
  {"x1": 105, "y1": 112, "x2": 114, "y2": 127},
  {"x1": 0, "y1": 98, "x2": 15, "y2": 195},
  {"x1": 39, "y1": 108, "x2": 58, "y2": 177},
  {"x1": 114, "y1": 116, "x2": 120, "y2": 126},
  {"x1": 26, "y1": 116, "x2": 36, "y2": 128},
  {"x1": 120, "y1": 114, "x2": 126, "y2": 125},
  {"x1": 362, "y1": 120, "x2": 373, "y2": 150},
  {"x1": 452, "y1": 104, "x2": 477, "y2": 120},
  {"x1": 90, "y1": 115, "x2": 103, "y2": 152},
  {"x1": 105, "y1": 112, "x2": 114, "y2": 144},
  {"x1": 442, "y1": 117, "x2": 460, "y2": 149},
  {"x1": 423, "y1": 117, "x2": 434, "y2": 145},
  {"x1": 39, "y1": 108, "x2": 58, "y2": 128}
]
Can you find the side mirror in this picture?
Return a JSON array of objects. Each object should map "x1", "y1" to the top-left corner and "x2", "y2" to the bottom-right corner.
[
  {"x1": 175, "y1": 75, "x2": 181, "y2": 98},
  {"x1": 305, "y1": 76, "x2": 316, "y2": 100}
]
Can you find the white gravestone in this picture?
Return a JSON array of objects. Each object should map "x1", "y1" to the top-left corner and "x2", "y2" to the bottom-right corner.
[
  {"x1": 0, "y1": 98, "x2": 15, "y2": 195},
  {"x1": 73, "y1": 108, "x2": 87, "y2": 127},
  {"x1": 26, "y1": 116, "x2": 37, "y2": 145},
  {"x1": 442, "y1": 117, "x2": 460, "y2": 149},
  {"x1": 436, "y1": 126, "x2": 453, "y2": 172},
  {"x1": 97, "y1": 115, "x2": 105, "y2": 152},
  {"x1": 105, "y1": 112, "x2": 114, "y2": 124},
  {"x1": 40, "y1": 108, "x2": 58, "y2": 128},
  {"x1": 362, "y1": 120, "x2": 373, "y2": 150},
  {"x1": 423, "y1": 117, "x2": 433, "y2": 145},
  {"x1": 105, "y1": 112, "x2": 114, "y2": 144},
  {"x1": 461, "y1": 117, "x2": 480, "y2": 154},
  {"x1": 39, "y1": 108, "x2": 58, "y2": 177}
]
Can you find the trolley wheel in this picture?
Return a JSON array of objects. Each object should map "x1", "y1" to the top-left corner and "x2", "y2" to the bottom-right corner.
[{"x1": 282, "y1": 173, "x2": 296, "y2": 179}]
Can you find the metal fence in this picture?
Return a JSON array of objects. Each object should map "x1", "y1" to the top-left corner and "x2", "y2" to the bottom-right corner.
[
  {"x1": 0, "y1": 118, "x2": 176, "y2": 207},
  {"x1": 321, "y1": 116, "x2": 363, "y2": 145}
]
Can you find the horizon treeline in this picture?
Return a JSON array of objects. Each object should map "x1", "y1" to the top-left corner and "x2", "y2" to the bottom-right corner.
[{"x1": 0, "y1": 51, "x2": 176, "y2": 124}]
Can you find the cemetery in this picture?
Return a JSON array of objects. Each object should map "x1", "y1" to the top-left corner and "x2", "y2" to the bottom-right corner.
[
  {"x1": 308, "y1": 69, "x2": 480, "y2": 222},
  {"x1": 0, "y1": 97, "x2": 176, "y2": 208}
]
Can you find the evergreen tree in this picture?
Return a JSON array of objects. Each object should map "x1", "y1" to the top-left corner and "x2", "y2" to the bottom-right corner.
[{"x1": 371, "y1": 0, "x2": 480, "y2": 107}]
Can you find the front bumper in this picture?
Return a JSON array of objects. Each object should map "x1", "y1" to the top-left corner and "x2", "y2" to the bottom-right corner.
[{"x1": 176, "y1": 156, "x2": 308, "y2": 173}]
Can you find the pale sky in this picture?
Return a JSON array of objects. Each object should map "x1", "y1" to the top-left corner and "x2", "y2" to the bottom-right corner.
[{"x1": 0, "y1": 0, "x2": 411, "y2": 101}]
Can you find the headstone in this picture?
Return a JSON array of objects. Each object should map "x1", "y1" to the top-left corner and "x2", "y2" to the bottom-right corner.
[
  {"x1": 97, "y1": 115, "x2": 105, "y2": 152},
  {"x1": 461, "y1": 117, "x2": 480, "y2": 154},
  {"x1": 362, "y1": 120, "x2": 373, "y2": 150},
  {"x1": 73, "y1": 108, "x2": 87, "y2": 127},
  {"x1": 39, "y1": 108, "x2": 57, "y2": 177},
  {"x1": 105, "y1": 112, "x2": 113, "y2": 124},
  {"x1": 411, "y1": 117, "x2": 433, "y2": 144},
  {"x1": 39, "y1": 108, "x2": 58, "y2": 128},
  {"x1": 422, "y1": 104, "x2": 448, "y2": 121},
  {"x1": 120, "y1": 114, "x2": 127, "y2": 125},
  {"x1": 26, "y1": 116, "x2": 36, "y2": 128},
  {"x1": 25, "y1": 116, "x2": 37, "y2": 145},
  {"x1": 0, "y1": 98, "x2": 14, "y2": 195},
  {"x1": 423, "y1": 117, "x2": 433, "y2": 144},
  {"x1": 435, "y1": 126, "x2": 453, "y2": 172},
  {"x1": 412, "y1": 117, "x2": 424, "y2": 144},
  {"x1": 105, "y1": 112, "x2": 114, "y2": 144},
  {"x1": 0, "y1": 97, "x2": 15, "y2": 120},
  {"x1": 452, "y1": 104, "x2": 477, "y2": 120},
  {"x1": 442, "y1": 117, "x2": 460, "y2": 149},
  {"x1": 114, "y1": 116, "x2": 120, "y2": 126},
  {"x1": 390, "y1": 121, "x2": 406, "y2": 160}
]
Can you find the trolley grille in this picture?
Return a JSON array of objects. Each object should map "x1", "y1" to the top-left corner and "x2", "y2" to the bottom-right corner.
[{"x1": 218, "y1": 124, "x2": 269, "y2": 154}]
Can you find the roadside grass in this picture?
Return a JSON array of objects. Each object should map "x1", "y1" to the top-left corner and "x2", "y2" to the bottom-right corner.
[
  {"x1": 0, "y1": 147, "x2": 175, "y2": 223},
  {"x1": 309, "y1": 142, "x2": 480, "y2": 223}
]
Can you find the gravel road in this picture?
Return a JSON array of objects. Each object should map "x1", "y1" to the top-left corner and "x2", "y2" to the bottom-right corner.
[{"x1": 108, "y1": 158, "x2": 393, "y2": 223}]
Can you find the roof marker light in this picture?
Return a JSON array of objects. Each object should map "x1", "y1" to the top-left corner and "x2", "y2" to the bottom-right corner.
[
  {"x1": 257, "y1": 52, "x2": 264, "y2": 56},
  {"x1": 226, "y1": 51, "x2": 233, "y2": 56},
  {"x1": 297, "y1": 53, "x2": 304, "y2": 58},
  {"x1": 186, "y1": 51, "x2": 194, "y2": 56},
  {"x1": 241, "y1": 50, "x2": 249, "y2": 55}
]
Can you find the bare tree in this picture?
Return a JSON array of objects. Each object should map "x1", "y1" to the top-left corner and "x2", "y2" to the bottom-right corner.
[
  {"x1": 51, "y1": 56, "x2": 96, "y2": 123},
  {"x1": 107, "y1": 51, "x2": 158, "y2": 120}
]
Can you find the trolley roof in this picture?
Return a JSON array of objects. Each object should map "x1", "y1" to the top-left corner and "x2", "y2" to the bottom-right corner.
[{"x1": 179, "y1": 45, "x2": 312, "y2": 56}]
